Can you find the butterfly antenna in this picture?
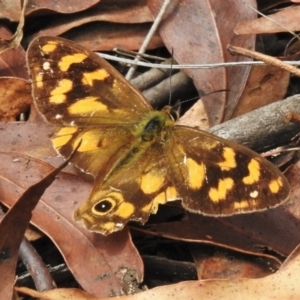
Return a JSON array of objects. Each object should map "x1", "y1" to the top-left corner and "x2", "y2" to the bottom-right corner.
[
  {"x1": 177, "y1": 89, "x2": 229, "y2": 106},
  {"x1": 168, "y1": 48, "x2": 174, "y2": 106}
]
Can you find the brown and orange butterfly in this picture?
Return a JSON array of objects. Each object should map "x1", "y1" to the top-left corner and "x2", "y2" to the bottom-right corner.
[{"x1": 26, "y1": 36, "x2": 290, "y2": 235}]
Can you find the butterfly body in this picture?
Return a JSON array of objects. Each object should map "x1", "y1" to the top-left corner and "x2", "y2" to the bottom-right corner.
[{"x1": 27, "y1": 37, "x2": 290, "y2": 235}]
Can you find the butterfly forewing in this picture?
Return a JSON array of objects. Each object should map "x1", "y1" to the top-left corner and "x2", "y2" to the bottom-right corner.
[
  {"x1": 27, "y1": 36, "x2": 153, "y2": 177},
  {"x1": 27, "y1": 36, "x2": 152, "y2": 126}
]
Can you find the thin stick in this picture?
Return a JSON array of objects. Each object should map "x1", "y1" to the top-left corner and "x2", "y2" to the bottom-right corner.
[
  {"x1": 227, "y1": 44, "x2": 300, "y2": 77},
  {"x1": 99, "y1": 53, "x2": 300, "y2": 69},
  {"x1": 125, "y1": 0, "x2": 171, "y2": 80}
]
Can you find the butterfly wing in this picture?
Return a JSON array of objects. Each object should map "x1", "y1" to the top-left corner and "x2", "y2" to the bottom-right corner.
[
  {"x1": 51, "y1": 125, "x2": 138, "y2": 177},
  {"x1": 27, "y1": 36, "x2": 152, "y2": 126},
  {"x1": 74, "y1": 135, "x2": 175, "y2": 234},
  {"x1": 27, "y1": 36, "x2": 153, "y2": 175},
  {"x1": 167, "y1": 126, "x2": 290, "y2": 215}
]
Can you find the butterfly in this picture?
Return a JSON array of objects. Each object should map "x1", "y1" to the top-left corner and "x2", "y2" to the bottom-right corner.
[{"x1": 26, "y1": 36, "x2": 290, "y2": 235}]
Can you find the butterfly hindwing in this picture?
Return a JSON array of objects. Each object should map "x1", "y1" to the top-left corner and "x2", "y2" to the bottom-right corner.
[
  {"x1": 51, "y1": 125, "x2": 137, "y2": 177},
  {"x1": 168, "y1": 126, "x2": 289, "y2": 214},
  {"x1": 73, "y1": 129, "x2": 174, "y2": 234}
]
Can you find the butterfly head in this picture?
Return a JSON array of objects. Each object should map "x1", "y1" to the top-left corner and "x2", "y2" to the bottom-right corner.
[{"x1": 161, "y1": 105, "x2": 180, "y2": 122}]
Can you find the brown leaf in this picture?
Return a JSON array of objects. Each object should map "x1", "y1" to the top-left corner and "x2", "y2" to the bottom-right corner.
[
  {"x1": 26, "y1": 0, "x2": 162, "y2": 52},
  {"x1": 0, "y1": 153, "x2": 71, "y2": 300},
  {"x1": 0, "y1": 0, "x2": 27, "y2": 54},
  {"x1": 144, "y1": 204, "x2": 300, "y2": 257},
  {"x1": 0, "y1": 0, "x2": 21, "y2": 22},
  {"x1": 33, "y1": 0, "x2": 152, "y2": 38},
  {"x1": 0, "y1": 27, "x2": 28, "y2": 79},
  {"x1": 281, "y1": 163, "x2": 300, "y2": 221},
  {"x1": 62, "y1": 22, "x2": 163, "y2": 51},
  {"x1": 15, "y1": 286, "x2": 101, "y2": 300},
  {"x1": 26, "y1": 0, "x2": 101, "y2": 15},
  {"x1": 0, "y1": 78, "x2": 31, "y2": 121},
  {"x1": 230, "y1": 64, "x2": 290, "y2": 118},
  {"x1": 235, "y1": 5, "x2": 300, "y2": 35},
  {"x1": 148, "y1": 0, "x2": 256, "y2": 125},
  {"x1": 191, "y1": 245, "x2": 280, "y2": 280},
  {"x1": 177, "y1": 99, "x2": 210, "y2": 130}
]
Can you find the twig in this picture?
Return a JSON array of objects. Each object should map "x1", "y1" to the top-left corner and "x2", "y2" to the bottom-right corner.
[
  {"x1": 98, "y1": 53, "x2": 300, "y2": 69},
  {"x1": 19, "y1": 237, "x2": 56, "y2": 291},
  {"x1": 125, "y1": 0, "x2": 171, "y2": 80},
  {"x1": 227, "y1": 44, "x2": 300, "y2": 77}
]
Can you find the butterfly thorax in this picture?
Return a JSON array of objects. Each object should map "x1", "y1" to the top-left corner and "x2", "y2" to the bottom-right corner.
[
  {"x1": 101, "y1": 109, "x2": 174, "y2": 183},
  {"x1": 138, "y1": 109, "x2": 175, "y2": 143}
]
